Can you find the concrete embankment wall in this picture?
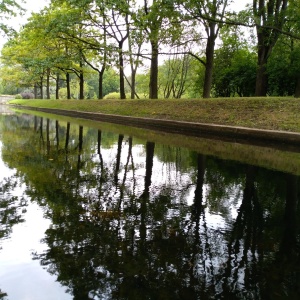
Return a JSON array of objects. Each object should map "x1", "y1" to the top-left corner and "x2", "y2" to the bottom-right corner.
[
  {"x1": 0, "y1": 95, "x2": 15, "y2": 104},
  {"x1": 20, "y1": 105, "x2": 300, "y2": 149}
]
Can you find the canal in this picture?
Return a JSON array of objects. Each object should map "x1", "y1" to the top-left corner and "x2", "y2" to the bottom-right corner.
[{"x1": 0, "y1": 107, "x2": 300, "y2": 299}]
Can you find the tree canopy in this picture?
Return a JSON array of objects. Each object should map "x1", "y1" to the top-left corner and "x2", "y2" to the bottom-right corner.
[{"x1": 0, "y1": 0, "x2": 300, "y2": 99}]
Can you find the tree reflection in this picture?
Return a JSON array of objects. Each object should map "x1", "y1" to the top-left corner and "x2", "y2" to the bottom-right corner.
[
  {"x1": 261, "y1": 174, "x2": 300, "y2": 299},
  {"x1": 0, "y1": 289, "x2": 7, "y2": 299},
  {"x1": 39, "y1": 117, "x2": 44, "y2": 147},
  {"x1": 188, "y1": 154, "x2": 216, "y2": 298},
  {"x1": 1, "y1": 113, "x2": 300, "y2": 299},
  {"x1": 0, "y1": 175, "x2": 27, "y2": 243},
  {"x1": 221, "y1": 166, "x2": 264, "y2": 298},
  {"x1": 114, "y1": 134, "x2": 124, "y2": 185},
  {"x1": 65, "y1": 122, "x2": 70, "y2": 151}
]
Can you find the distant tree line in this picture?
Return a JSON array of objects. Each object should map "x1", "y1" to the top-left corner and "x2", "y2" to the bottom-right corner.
[{"x1": 0, "y1": 0, "x2": 300, "y2": 99}]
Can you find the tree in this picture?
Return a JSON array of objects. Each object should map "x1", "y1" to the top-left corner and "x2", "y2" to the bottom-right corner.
[
  {"x1": 158, "y1": 53, "x2": 192, "y2": 98},
  {"x1": 287, "y1": 0, "x2": 300, "y2": 97},
  {"x1": 101, "y1": 0, "x2": 129, "y2": 99},
  {"x1": 80, "y1": 12, "x2": 108, "y2": 100},
  {"x1": 50, "y1": 0, "x2": 132, "y2": 100},
  {"x1": 1, "y1": 4, "x2": 92, "y2": 99},
  {"x1": 0, "y1": 35, "x2": 47, "y2": 97},
  {"x1": 213, "y1": 23, "x2": 256, "y2": 97},
  {"x1": 267, "y1": 35, "x2": 297, "y2": 96},
  {"x1": 179, "y1": 0, "x2": 232, "y2": 98},
  {"x1": 134, "y1": 72, "x2": 149, "y2": 98},
  {"x1": 136, "y1": 0, "x2": 180, "y2": 99},
  {"x1": 253, "y1": 0, "x2": 289, "y2": 96},
  {"x1": 293, "y1": 44, "x2": 300, "y2": 97},
  {"x1": 45, "y1": 1, "x2": 101, "y2": 100},
  {"x1": 126, "y1": 9, "x2": 144, "y2": 99}
]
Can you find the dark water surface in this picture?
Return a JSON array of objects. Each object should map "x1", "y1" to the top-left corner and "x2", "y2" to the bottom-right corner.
[{"x1": 0, "y1": 109, "x2": 300, "y2": 299}]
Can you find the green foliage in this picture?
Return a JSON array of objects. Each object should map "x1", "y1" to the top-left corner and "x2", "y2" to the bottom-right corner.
[
  {"x1": 158, "y1": 55, "x2": 188, "y2": 98},
  {"x1": 135, "y1": 73, "x2": 149, "y2": 98},
  {"x1": 85, "y1": 68, "x2": 120, "y2": 98},
  {"x1": 266, "y1": 3, "x2": 300, "y2": 97},
  {"x1": 212, "y1": 23, "x2": 257, "y2": 97},
  {"x1": 102, "y1": 69, "x2": 119, "y2": 96},
  {"x1": 183, "y1": 58, "x2": 205, "y2": 99},
  {"x1": 103, "y1": 92, "x2": 121, "y2": 99},
  {"x1": 252, "y1": 0, "x2": 290, "y2": 96},
  {"x1": 0, "y1": 76, "x2": 22, "y2": 95},
  {"x1": 1, "y1": 0, "x2": 300, "y2": 99},
  {"x1": 213, "y1": 48, "x2": 256, "y2": 97},
  {"x1": 58, "y1": 79, "x2": 95, "y2": 99},
  {"x1": 267, "y1": 38, "x2": 296, "y2": 96}
]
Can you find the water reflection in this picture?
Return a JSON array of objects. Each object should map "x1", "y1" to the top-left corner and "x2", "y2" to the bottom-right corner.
[
  {"x1": 0, "y1": 175, "x2": 27, "y2": 243},
  {"x1": 0, "y1": 112, "x2": 299, "y2": 299}
]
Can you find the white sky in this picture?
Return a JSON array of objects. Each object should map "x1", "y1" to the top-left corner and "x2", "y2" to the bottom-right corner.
[
  {"x1": 15, "y1": 0, "x2": 50, "y2": 28},
  {"x1": 0, "y1": 0, "x2": 50, "y2": 48}
]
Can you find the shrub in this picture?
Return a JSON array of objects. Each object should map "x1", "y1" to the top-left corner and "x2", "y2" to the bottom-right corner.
[
  {"x1": 21, "y1": 92, "x2": 34, "y2": 99},
  {"x1": 103, "y1": 92, "x2": 120, "y2": 99},
  {"x1": 14, "y1": 94, "x2": 22, "y2": 99}
]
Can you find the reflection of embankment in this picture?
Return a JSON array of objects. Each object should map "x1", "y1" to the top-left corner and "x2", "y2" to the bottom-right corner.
[
  {"x1": 15, "y1": 108, "x2": 300, "y2": 176},
  {"x1": 15, "y1": 105, "x2": 300, "y2": 146}
]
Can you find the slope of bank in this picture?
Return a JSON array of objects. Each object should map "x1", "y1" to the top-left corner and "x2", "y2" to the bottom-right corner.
[
  {"x1": 9, "y1": 97, "x2": 300, "y2": 132},
  {"x1": 8, "y1": 97, "x2": 300, "y2": 147}
]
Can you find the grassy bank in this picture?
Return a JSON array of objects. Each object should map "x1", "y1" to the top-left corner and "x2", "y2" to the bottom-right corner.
[{"x1": 9, "y1": 97, "x2": 300, "y2": 132}]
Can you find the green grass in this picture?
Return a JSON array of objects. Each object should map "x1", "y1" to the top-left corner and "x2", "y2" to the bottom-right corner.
[{"x1": 9, "y1": 97, "x2": 300, "y2": 132}]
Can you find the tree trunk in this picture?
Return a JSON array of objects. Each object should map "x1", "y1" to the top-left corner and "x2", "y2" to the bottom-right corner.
[
  {"x1": 131, "y1": 69, "x2": 136, "y2": 99},
  {"x1": 39, "y1": 118, "x2": 44, "y2": 141},
  {"x1": 55, "y1": 74, "x2": 59, "y2": 99},
  {"x1": 255, "y1": 44, "x2": 269, "y2": 96},
  {"x1": 145, "y1": 141, "x2": 155, "y2": 192},
  {"x1": 255, "y1": 62, "x2": 268, "y2": 96},
  {"x1": 98, "y1": 71, "x2": 104, "y2": 99},
  {"x1": 46, "y1": 68, "x2": 50, "y2": 99},
  {"x1": 79, "y1": 71, "x2": 84, "y2": 99},
  {"x1": 77, "y1": 126, "x2": 83, "y2": 170},
  {"x1": 114, "y1": 134, "x2": 124, "y2": 184},
  {"x1": 55, "y1": 120, "x2": 59, "y2": 150},
  {"x1": 46, "y1": 119, "x2": 50, "y2": 155},
  {"x1": 65, "y1": 122, "x2": 70, "y2": 151},
  {"x1": 119, "y1": 42, "x2": 126, "y2": 100},
  {"x1": 79, "y1": 61, "x2": 84, "y2": 100},
  {"x1": 97, "y1": 130, "x2": 102, "y2": 155},
  {"x1": 78, "y1": 126, "x2": 83, "y2": 152},
  {"x1": 193, "y1": 154, "x2": 206, "y2": 213},
  {"x1": 66, "y1": 73, "x2": 71, "y2": 99},
  {"x1": 149, "y1": 41, "x2": 159, "y2": 99},
  {"x1": 203, "y1": 31, "x2": 215, "y2": 98},
  {"x1": 40, "y1": 78, "x2": 43, "y2": 99}
]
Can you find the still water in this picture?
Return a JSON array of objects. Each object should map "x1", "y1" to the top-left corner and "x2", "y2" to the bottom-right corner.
[{"x1": 0, "y1": 109, "x2": 300, "y2": 299}]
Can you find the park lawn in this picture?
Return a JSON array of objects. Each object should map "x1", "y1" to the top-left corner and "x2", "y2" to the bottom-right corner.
[{"x1": 9, "y1": 97, "x2": 300, "y2": 132}]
